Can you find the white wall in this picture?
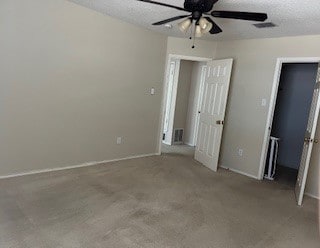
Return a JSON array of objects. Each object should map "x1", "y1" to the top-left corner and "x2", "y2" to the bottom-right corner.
[
  {"x1": 215, "y1": 35, "x2": 320, "y2": 198},
  {"x1": 166, "y1": 37, "x2": 216, "y2": 59},
  {"x1": 185, "y1": 62, "x2": 206, "y2": 146},
  {"x1": 0, "y1": 0, "x2": 167, "y2": 176},
  {"x1": 173, "y1": 60, "x2": 193, "y2": 140}
]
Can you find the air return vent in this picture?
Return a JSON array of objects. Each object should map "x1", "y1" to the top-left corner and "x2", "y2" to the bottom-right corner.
[
  {"x1": 253, "y1": 22, "x2": 277, "y2": 28},
  {"x1": 173, "y1": 129, "x2": 184, "y2": 144}
]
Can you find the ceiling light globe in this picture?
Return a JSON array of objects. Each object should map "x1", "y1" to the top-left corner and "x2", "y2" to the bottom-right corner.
[
  {"x1": 199, "y1": 17, "x2": 213, "y2": 34},
  {"x1": 199, "y1": 18, "x2": 208, "y2": 29},
  {"x1": 178, "y1": 18, "x2": 192, "y2": 32},
  {"x1": 195, "y1": 25, "x2": 203, "y2": 38}
]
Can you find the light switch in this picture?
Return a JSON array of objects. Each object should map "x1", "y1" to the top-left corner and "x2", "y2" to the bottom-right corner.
[
  {"x1": 261, "y1": 98, "x2": 267, "y2": 107},
  {"x1": 150, "y1": 88, "x2": 155, "y2": 95}
]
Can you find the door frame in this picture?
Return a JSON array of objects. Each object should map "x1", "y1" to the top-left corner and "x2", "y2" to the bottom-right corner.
[
  {"x1": 157, "y1": 54, "x2": 212, "y2": 154},
  {"x1": 162, "y1": 59, "x2": 180, "y2": 145},
  {"x1": 258, "y1": 57, "x2": 320, "y2": 180}
]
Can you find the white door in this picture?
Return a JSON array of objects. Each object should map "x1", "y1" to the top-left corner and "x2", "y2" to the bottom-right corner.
[
  {"x1": 295, "y1": 63, "x2": 320, "y2": 206},
  {"x1": 195, "y1": 59, "x2": 233, "y2": 171},
  {"x1": 193, "y1": 65, "x2": 207, "y2": 146}
]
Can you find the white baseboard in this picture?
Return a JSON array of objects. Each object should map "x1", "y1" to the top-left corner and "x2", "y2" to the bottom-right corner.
[
  {"x1": 0, "y1": 153, "x2": 159, "y2": 180},
  {"x1": 304, "y1": 192, "x2": 320, "y2": 200},
  {"x1": 184, "y1": 142, "x2": 195, "y2": 147},
  {"x1": 219, "y1": 165, "x2": 259, "y2": 180},
  {"x1": 162, "y1": 141, "x2": 171, "y2": 145}
]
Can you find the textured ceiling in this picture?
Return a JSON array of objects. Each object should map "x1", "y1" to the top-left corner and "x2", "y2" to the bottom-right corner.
[{"x1": 69, "y1": 0, "x2": 320, "y2": 40}]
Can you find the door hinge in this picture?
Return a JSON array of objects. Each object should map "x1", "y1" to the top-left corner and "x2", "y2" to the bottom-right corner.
[
  {"x1": 216, "y1": 120, "x2": 224, "y2": 125},
  {"x1": 304, "y1": 137, "x2": 312, "y2": 143}
]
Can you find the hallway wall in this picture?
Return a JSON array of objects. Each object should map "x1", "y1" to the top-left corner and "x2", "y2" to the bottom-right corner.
[{"x1": 173, "y1": 60, "x2": 194, "y2": 142}]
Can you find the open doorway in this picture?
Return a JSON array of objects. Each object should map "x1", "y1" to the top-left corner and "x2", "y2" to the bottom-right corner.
[
  {"x1": 265, "y1": 63, "x2": 318, "y2": 185},
  {"x1": 161, "y1": 57, "x2": 208, "y2": 157},
  {"x1": 261, "y1": 58, "x2": 320, "y2": 205},
  {"x1": 159, "y1": 55, "x2": 233, "y2": 172}
]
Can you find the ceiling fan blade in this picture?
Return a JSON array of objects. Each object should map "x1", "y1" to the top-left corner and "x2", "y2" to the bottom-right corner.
[
  {"x1": 211, "y1": 11, "x2": 268, "y2": 22},
  {"x1": 136, "y1": 0, "x2": 188, "y2": 12},
  {"x1": 204, "y1": 17, "x2": 222, "y2": 34},
  {"x1": 153, "y1": 15, "x2": 191, "y2": 25}
]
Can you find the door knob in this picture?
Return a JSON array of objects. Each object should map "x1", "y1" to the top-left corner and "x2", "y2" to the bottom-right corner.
[{"x1": 314, "y1": 139, "x2": 319, "y2": 144}]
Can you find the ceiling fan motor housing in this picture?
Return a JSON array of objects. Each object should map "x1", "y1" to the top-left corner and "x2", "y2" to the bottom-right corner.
[{"x1": 184, "y1": 0, "x2": 217, "y2": 13}]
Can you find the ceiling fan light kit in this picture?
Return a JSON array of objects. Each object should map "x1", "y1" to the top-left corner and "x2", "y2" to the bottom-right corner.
[
  {"x1": 178, "y1": 18, "x2": 192, "y2": 33},
  {"x1": 137, "y1": 0, "x2": 268, "y2": 48},
  {"x1": 199, "y1": 18, "x2": 213, "y2": 33},
  {"x1": 195, "y1": 25, "x2": 203, "y2": 38}
]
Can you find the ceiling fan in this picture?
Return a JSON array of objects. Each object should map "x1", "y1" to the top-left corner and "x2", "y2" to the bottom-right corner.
[{"x1": 137, "y1": 0, "x2": 268, "y2": 46}]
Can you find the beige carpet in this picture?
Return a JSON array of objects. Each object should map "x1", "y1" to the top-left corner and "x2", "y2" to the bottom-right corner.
[
  {"x1": 0, "y1": 154, "x2": 319, "y2": 248},
  {"x1": 161, "y1": 143, "x2": 195, "y2": 157}
]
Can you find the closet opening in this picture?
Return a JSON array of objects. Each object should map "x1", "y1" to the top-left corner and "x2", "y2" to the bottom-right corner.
[{"x1": 262, "y1": 61, "x2": 320, "y2": 205}]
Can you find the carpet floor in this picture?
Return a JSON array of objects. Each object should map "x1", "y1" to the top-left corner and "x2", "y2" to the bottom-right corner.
[{"x1": 0, "y1": 154, "x2": 319, "y2": 248}]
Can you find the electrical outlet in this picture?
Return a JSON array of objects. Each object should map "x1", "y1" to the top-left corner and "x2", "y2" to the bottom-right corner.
[
  {"x1": 238, "y1": 149, "x2": 243, "y2": 157},
  {"x1": 116, "y1": 137, "x2": 122, "y2": 145}
]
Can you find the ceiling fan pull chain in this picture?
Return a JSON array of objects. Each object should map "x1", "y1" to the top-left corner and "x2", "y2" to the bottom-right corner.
[
  {"x1": 189, "y1": 20, "x2": 194, "y2": 40},
  {"x1": 192, "y1": 21, "x2": 196, "y2": 49}
]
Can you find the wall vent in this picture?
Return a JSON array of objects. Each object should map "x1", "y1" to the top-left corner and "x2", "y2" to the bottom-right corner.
[
  {"x1": 173, "y1": 129, "x2": 184, "y2": 144},
  {"x1": 253, "y1": 22, "x2": 277, "y2": 28}
]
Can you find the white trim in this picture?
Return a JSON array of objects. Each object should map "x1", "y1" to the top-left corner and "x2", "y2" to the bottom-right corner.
[
  {"x1": 157, "y1": 54, "x2": 213, "y2": 154},
  {"x1": 162, "y1": 141, "x2": 171, "y2": 145},
  {"x1": 168, "y1": 54, "x2": 212, "y2": 62},
  {"x1": 220, "y1": 165, "x2": 259, "y2": 180},
  {"x1": 304, "y1": 192, "x2": 320, "y2": 200},
  {"x1": 258, "y1": 57, "x2": 320, "y2": 180},
  {"x1": 258, "y1": 59, "x2": 282, "y2": 180},
  {"x1": 184, "y1": 142, "x2": 195, "y2": 147},
  {"x1": 0, "y1": 153, "x2": 158, "y2": 180},
  {"x1": 165, "y1": 59, "x2": 180, "y2": 145}
]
